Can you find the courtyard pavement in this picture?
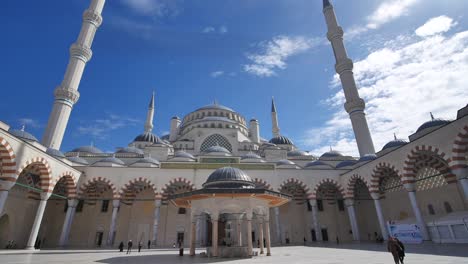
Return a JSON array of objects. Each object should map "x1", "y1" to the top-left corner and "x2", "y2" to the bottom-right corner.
[{"x1": 0, "y1": 243, "x2": 467, "y2": 264}]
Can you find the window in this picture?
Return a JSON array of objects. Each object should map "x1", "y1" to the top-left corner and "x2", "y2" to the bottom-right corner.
[
  {"x1": 101, "y1": 200, "x2": 109, "y2": 212},
  {"x1": 444, "y1": 202, "x2": 453, "y2": 213},
  {"x1": 76, "y1": 199, "x2": 84, "y2": 212},
  {"x1": 306, "y1": 201, "x2": 312, "y2": 211},
  {"x1": 317, "y1": 199, "x2": 324, "y2": 211},
  {"x1": 178, "y1": 208, "x2": 186, "y2": 214},
  {"x1": 337, "y1": 199, "x2": 345, "y2": 211},
  {"x1": 428, "y1": 204, "x2": 435, "y2": 215}
]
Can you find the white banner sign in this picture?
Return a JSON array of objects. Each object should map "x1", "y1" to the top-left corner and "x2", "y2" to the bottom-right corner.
[{"x1": 387, "y1": 223, "x2": 423, "y2": 244}]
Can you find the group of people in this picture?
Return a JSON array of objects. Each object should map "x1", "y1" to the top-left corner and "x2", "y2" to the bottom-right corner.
[
  {"x1": 118, "y1": 240, "x2": 152, "y2": 254},
  {"x1": 387, "y1": 236, "x2": 405, "y2": 264}
]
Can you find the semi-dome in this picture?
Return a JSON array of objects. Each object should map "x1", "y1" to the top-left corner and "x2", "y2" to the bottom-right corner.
[
  {"x1": 173, "y1": 151, "x2": 196, "y2": 161},
  {"x1": 241, "y1": 152, "x2": 262, "y2": 160},
  {"x1": 269, "y1": 135, "x2": 294, "y2": 145},
  {"x1": 71, "y1": 145, "x2": 103, "y2": 154},
  {"x1": 336, "y1": 160, "x2": 357, "y2": 169},
  {"x1": 116, "y1": 146, "x2": 144, "y2": 155},
  {"x1": 203, "y1": 145, "x2": 231, "y2": 156},
  {"x1": 304, "y1": 160, "x2": 333, "y2": 169},
  {"x1": 133, "y1": 132, "x2": 163, "y2": 144},
  {"x1": 287, "y1": 150, "x2": 311, "y2": 157},
  {"x1": 357, "y1": 154, "x2": 378, "y2": 163},
  {"x1": 67, "y1": 155, "x2": 89, "y2": 165},
  {"x1": 9, "y1": 128, "x2": 38, "y2": 142},
  {"x1": 94, "y1": 156, "x2": 125, "y2": 166},
  {"x1": 416, "y1": 119, "x2": 451, "y2": 133},
  {"x1": 46, "y1": 148, "x2": 65, "y2": 158},
  {"x1": 131, "y1": 157, "x2": 160, "y2": 167},
  {"x1": 320, "y1": 150, "x2": 343, "y2": 159},
  {"x1": 276, "y1": 159, "x2": 295, "y2": 166},
  {"x1": 382, "y1": 139, "x2": 408, "y2": 151},
  {"x1": 203, "y1": 167, "x2": 254, "y2": 188}
]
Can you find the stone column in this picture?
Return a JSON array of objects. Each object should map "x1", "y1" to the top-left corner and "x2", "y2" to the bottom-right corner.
[
  {"x1": 237, "y1": 217, "x2": 242, "y2": 246},
  {"x1": 152, "y1": 199, "x2": 161, "y2": 245},
  {"x1": 274, "y1": 207, "x2": 282, "y2": 244},
  {"x1": 407, "y1": 191, "x2": 429, "y2": 240},
  {"x1": 26, "y1": 192, "x2": 52, "y2": 250},
  {"x1": 259, "y1": 219, "x2": 264, "y2": 254},
  {"x1": 370, "y1": 193, "x2": 388, "y2": 240},
  {"x1": 0, "y1": 190, "x2": 9, "y2": 216},
  {"x1": 453, "y1": 168, "x2": 468, "y2": 203},
  {"x1": 345, "y1": 199, "x2": 360, "y2": 241},
  {"x1": 309, "y1": 200, "x2": 322, "y2": 241},
  {"x1": 107, "y1": 200, "x2": 120, "y2": 246},
  {"x1": 211, "y1": 215, "x2": 219, "y2": 257},
  {"x1": 246, "y1": 212, "x2": 253, "y2": 256},
  {"x1": 265, "y1": 212, "x2": 272, "y2": 256},
  {"x1": 59, "y1": 199, "x2": 78, "y2": 247},
  {"x1": 190, "y1": 217, "x2": 196, "y2": 256},
  {"x1": 0, "y1": 180, "x2": 15, "y2": 216}
]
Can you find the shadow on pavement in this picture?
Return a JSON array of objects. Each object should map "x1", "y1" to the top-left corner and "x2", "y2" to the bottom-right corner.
[{"x1": 96, "y1": 254, "x2": 239, "y2": 264}]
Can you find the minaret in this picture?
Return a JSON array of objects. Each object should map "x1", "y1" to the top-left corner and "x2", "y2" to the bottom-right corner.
[
  {"x1": 42, "y1": 0, "x2": 106, "y2": 149},
  {"x1": 323, "y1": 0, "x2": 375, "y2": 156},
  {"x1": 271, "y1": 97, "x2": 280, "y2": 138},
  {"x1": 145, "y1": 92, "x2": 155, "y2": 133}
]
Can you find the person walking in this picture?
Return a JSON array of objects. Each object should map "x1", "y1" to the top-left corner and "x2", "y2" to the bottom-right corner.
[
  {"x1": 387, "y1": 236, "x2": 402, "y2": 264},
  {"x1": 118, "y1": 241, "x2": 124, "y2": 252},
  {"x1": 127, "y1": 240, "x2": 133, "y2": 254},
  {"x1": 395, "y1": 237, "x2": 405, "y2": 264},
  {"x1": 147, "y1": 240, "x2": 151, "y2": 249},
  {"x1": 138, "y1": 241, "x2": 143, "y2": 252}
]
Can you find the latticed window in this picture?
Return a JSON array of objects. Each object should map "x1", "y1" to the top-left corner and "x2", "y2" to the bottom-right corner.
[
  {"x1": 200, "y1": 134, "x2": 232, "y2": 152},
  {"x1": 415, "y1": 167, "x2": 447, "y2": 191}
]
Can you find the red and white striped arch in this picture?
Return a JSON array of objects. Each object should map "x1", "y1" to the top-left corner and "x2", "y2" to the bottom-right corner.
[
  {"x1": 0, "y1": 137, "x2": 17, "y2": 189},
  {"x1": 370, "y1": 162, "x2": 401, "y2": 194},
  {"x1": 17, "y1": 157, "x2": 52, "y2": 193},
  {"x1": 78, "y1": 176, "x2": 119, "y2": 200},
  {"x1": 161, "y1": 177, "x2": 195, "y2": 200},
  {"x1": 52, "y1": 171, "x2": 78, "y2": 199},
  {"x1": 345, "y1": 174, "x2": 370, "y2": 199},
  {"x1": 278, "y1": 178, "x2": 312, "y2": 198},
  {"x1": 120, "y1": 177, "x2": 158, "y2": 200},
  {"x1": 449, "y1": 125, "x2": 468, "y2": 171},
  {"x1": 311, "y1": 178, "x2": 345, "y2": 200},
  {"x1": 253, "y1": 178, "x2": 273, "y2": 190}
]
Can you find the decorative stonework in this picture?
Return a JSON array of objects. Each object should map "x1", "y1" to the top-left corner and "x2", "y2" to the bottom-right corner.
[
  {"x1": 69, "y1": 43, "x2": 93, "y2": 63},
  {"x1": 0, "y1": 137, "x2": 17, "y2": 189},
  {"x1": 344, "y1": 98, "x2": 365, "y2": 114},
  {"x1": 54, "y1": 86, "x2": 80, "y2": 104},
  {"x1": 83, "y1": 9, "x2": 103, "y2": 27},
  {"x1": 17, "y1": 157, "x2": 52, "y2": 193}
]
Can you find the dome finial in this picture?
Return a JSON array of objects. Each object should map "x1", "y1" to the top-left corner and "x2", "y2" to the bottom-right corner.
[
  {"x1": 20, "y1": 124, "x2": 26, "y2": 131},
  {"x1": 394, "y1": 133, "x2": 397, "y2": 140},
  {"x1": 430, "y1": 112, "x2": 435, "y2": 120}
]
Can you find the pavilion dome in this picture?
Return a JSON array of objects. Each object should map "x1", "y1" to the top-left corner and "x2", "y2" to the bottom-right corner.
[
  {"x1": 203, "y1": 167, "x2": 255, "y2": 188},
  {"x1": 269, "y1": 135, "x2": 294, "y2": 145},
  {"x1": 116, "y1": 146, "x2": 144, "y2": 155},
  {"x1": 9, "y1": 128, "x2": 38, "y2": 142},
  {"x1": 416, "y1": 119, "x2": 451, "y2": 133},
  {"x1": 71, "y1": 145, "x2": 103, "y2": 154},
  {"x1": 133, "y1": 131, "x2": 163, "y2": 144}
]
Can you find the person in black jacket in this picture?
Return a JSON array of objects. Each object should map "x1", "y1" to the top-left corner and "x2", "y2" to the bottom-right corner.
[
  {"x1": 127, "y1": 240, "x2": 133, "y2": 254},
  {"x1": 118, "y1": 241, "x2": 124, "y2": 252},
  {"x1": 395, "y1": 238, "x2": 405, "y2": 264}
]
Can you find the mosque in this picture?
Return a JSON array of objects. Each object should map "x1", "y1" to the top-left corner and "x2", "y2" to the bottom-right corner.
[{"x1": 0, "y1": 0, "x2": 467, "y2": 257}]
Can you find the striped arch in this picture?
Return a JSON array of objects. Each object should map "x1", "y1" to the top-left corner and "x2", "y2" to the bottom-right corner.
[
  {"x1": 449, "y1": 125, "x2": 468, "y2": 171},
  {"x1": 120, "y1": 177, "x2": 158, "y2": 203},
  {"x1": 312, "y1": 178, "x2": 345, "y2": 200},
  {"x1": 345, "y1": 174, "x2": 370, "y2": 199},
  {"x1": 161, "y1": 177, "x2": 195, "y2": 201},
  {"x1": 51, "y1": 171, "x2": 78, "y2": 199},
  {"x1": 278, "y1": 178, "x2": 312, "y2": 204},
  {"x1": 17, "y1": 157, "x2": 52, "y2": 193},
  {"x1": 253, "y1": 178, "x2": 273, "y2": 190},
  {"x1": 370, "y1": 162, "x2": 402, "y2": 195},
  {"x1": 403, "y1": 145, "x2": 456, "y2": 186},
  {"x1": 0, "y1": 137, "x2": 17, "y2": 188},
  {"x1": 78, "y1": 177, "x2": 119, "y2": 201}
]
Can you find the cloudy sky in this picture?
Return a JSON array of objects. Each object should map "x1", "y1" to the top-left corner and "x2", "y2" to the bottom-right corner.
[{"x1": 1, "y1": 0, "x2": 467, "y2": 155}]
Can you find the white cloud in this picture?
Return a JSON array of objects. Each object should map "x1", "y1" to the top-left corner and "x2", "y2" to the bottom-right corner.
[
  {"x1": 202, "y1": 26, "x2": 228, "y2": 34},
  {"x1": 301, "y1": 17, "x2": 468, "y2": 156},
  {"x1": 244, "y1": 35, "x2": 321, "y2": 77},
  {"x1": 78, "y1": 114, "x2": 140, "y2": 139},
  {"x1": 202, "y1": 27, "x2": 215, "y2": 33},
  {"x1": 219, "y1": 26, "x2": 228, "y2": 34},
  {"x1": 121, "y1": 0, "x2": 182, "y2": 17},
  {"x1": 415, "y1": 15, "x2": 457, "y2": 37},
  {"x1": 210, "y1": 71, "x2": 224, "y2": 78},
  {"x1": 18, "y1": 118, "x2": 41, "y2": 129}
]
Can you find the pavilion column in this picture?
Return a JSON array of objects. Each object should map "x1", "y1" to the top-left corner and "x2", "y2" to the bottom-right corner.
[
  {"x1": 453, "y1": 168, "x2": 468, "y2": 203},
  {"x1": 259, "y1": 219, "x2": 264, "y2": 254},
  {"x1": 26, "y1": 192, "x2": 52, "y2": 250},
  {"x1": 237, "y1": 217, "x2": 242, "y2": 246},
  {"x1": 407, "y1": 190, "x2": 430, "y2": 240},
  {"x1": 274, "y1": 207, "x2": 282, "y2": 244},
  {"x1": 152, "y1": 199, "x2": 161, "y2": 245},
  {"x1": 107, "y1": 200, "x2": 120, "y2": 246},
  {"x1": 190, "y1": 215, "x2": 196, "y2": 256},
  {"x1": 370, "y1": 193, "x2": 388, "y2": 240},
  {"x1": 265, "y1": 214, "x2": 271, "y2": 256},
  {"x1": 211, "y1": 215, "x2": 219, "y2": 257},
  {"x1": 344, "y1": 199, "x2": 360, "y2": 241},
  {"x1": 59, "y1": 199, "x2": 78, "y2": 247},
  {"x1": 309, "y1": 200, "x2": 322, "y2": 241},
  {"x1": 246, "y1": 212, "x2": 253, "y2": 256}
]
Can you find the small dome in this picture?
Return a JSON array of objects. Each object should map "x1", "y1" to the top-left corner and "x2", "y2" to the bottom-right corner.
[
  {"x1": 382, "y1": 139, "x2": 408, "y2": 151},
  {"x1": 9, "y1": 128, "x2": 38, "y2": 142},
  {"x1": 304, "y1": 160, "x2": 333, "y2": 169},
  {"x1": 67, "y1": 156, "x2": 89, "y2": 165},
  {"x1": 416, "y1": 119, "x2": 451, "y2": 133},
  {"x1": 203, "y1": 167, "x2": 254, "y2": 188},
  {"x1": 269, "y1": 135, "x2": 294, "y2": 145},
  {"x1": 133, "y1": 132, "x2": 163, "y2": 144},
  {"x1": 320, "y1": 150, "x2": 343, "y2": 159},
  {"x1": 336, "y1": 160, "x2": 357, "y2": 169},
  {"x1": 71, "y1": 145, "x2": 103, "y2": 154},
  {"x1": 203, "y1": 145, "x2": 231, "y2": 156},
  {"x1": 174, "y1": 151, "x2": 196, "y2": 160},
  {"x1": 131, "y1": 157, "x2": 160, "y2": 166},
  {"x1": 276, "y1": 159, "x2": 295, "y2": 166},
  {"x1": 95, "y1": 156, "x2": 125, "y2": 166},
  {"x1": 358, "y1": 154, "x2": 378, "y2": 163},
  {"x1": 46, "y1": 148, "x2": 65, "y2": 158},
  {"x1": 116, "y1": 147, "x2": 144, "y2": 155},
  {"x1": 195, "y1": 104, "x2": 235, "y2": 112},
  {"x1": 287, "y1": 150, "x2": 311, "y2": 157},
  {"x1": 241, "y1": 152, "x2": 262, "y2": 160}
]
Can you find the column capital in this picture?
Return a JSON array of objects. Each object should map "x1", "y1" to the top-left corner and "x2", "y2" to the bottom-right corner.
[
  {"x1": 83, "y1": 9, "x2": 103, "y2": 27},
  {"x1": 112, "y1": 199, "x2": 120, "y2": 208},
  {"x1": 452, "y1": 167, "x2": 468, "y2": 180},
  {"x1": 403, "y1": 183, "x2": 416, "y2": 192},
  {"x1": 154, "y1": 199, "x2": 162, "y2": 207},
  {"x1": 370, "y1": 192, "x2": 382, "y2": 200},
  {"x1": 344, "y1": 198, "x2": 355, "y2": 207},
  {"x1": 308, "y1": 199, "x2": 317, "y2": 207},
  {"x1": 67, "y1": 199, "x2": 78, "y2": 207},
  {"x1": 54, "y1": 86, "x2": 80, "y2": 104},
  {"x1": 40, "y1": 192, "x2": 52, "y2": 201},
  {"x1": 0, "y1": 180, "x2": 15, "y2": 191},
  {"x1": 274, "y1": 207, "x2": 280, "y2": 215},
  {"x1": 344, "y1": 98, "x2": 365, "y2": 114}
]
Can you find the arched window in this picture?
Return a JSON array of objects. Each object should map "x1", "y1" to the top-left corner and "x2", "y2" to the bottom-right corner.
[
  {"x1": 444, "y1": 202, "x2": 453, "y2": 213},
  {"x1": 218, "y1": 123, "x2": 222, "y2": 128},
  {"x1": 210, "y1": 123, "x2": 215, "y2": 128},
  {"x1": 427, "y1": 204, "x2": 435, "y2": 215},
  {"x1": 200, "y1": 134, "x2": 232, "y2": 152}
]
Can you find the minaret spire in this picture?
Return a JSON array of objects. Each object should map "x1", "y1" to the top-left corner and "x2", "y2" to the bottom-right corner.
[
  {"x1": 323, "y1": 1, "x2": 375, "y2": 156},
  {"x1": 271, "y1": 97, "x2": 280, "y2": 137},
  {"x1": 144, "y1": 92, "x2": 155, "y2": 133},
  {"x1": 42, "y1": 0, "x2": 106, "y2": 149}
]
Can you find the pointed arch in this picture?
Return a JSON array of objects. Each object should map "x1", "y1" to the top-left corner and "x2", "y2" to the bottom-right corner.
[
  {"x1": 345, "y1": 174, "x2": 370, "y2": 199},
  {"x1": 450, "y1": 125, "x2": 468, "y2": 170},
  {"x1": 253, "y1": 178, "x2": 272, "y2": 190},
  {"x1": 78, "y1": 177, "x2": 119, "y2": 201},
  {"x1": 51, "y1": 171, "x2": 78, "y2": 199},
  {"x1": 119, "y1": 177, "x2": 158, "y2": 202},
  {"x1": 370, "y1": 162, "x2": 403, "y2": 197},
  {"x1": 278, "y1": 178, "x2": 311, "y2": 204},
  {"x1": 0, "y1": 137, "x2": 17, "y2": 188},
  {"x1": 161, "y1": 177, "x2": 195, "y2": 201},
  {"x1": 17, "y1": 157, "x2": 52, "y2": 193},
  {"x1": 312, "y1": 178, "x2": 345, "y2": 200}
]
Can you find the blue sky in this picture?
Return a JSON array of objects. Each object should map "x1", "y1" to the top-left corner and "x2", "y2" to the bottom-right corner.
[{"x1": 1, "y1": 0, "x2": 467, "y2": 155}]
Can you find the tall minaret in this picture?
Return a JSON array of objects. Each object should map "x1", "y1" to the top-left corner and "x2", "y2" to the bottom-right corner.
[
  {"x1": 323, "y1": 0, "x2": 375, "y2": 156},
  {"x1": 271, "y1": 97, "x2": 280, "y2": 137},
  {"x1": 42, "y1": 0, "x2": 106, "y2": 150},
  {"x1": 144, "y1": 92, "x2": 155, "y2": 133}
]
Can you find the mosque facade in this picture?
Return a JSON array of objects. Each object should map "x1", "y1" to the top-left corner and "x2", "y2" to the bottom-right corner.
[{"x1": 0, "y1": 0, "x2": 467, "y2": 255}]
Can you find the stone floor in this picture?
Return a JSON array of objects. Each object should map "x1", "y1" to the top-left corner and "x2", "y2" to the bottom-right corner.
[{"x1": 0, "y1": 243, "x2": 467, "y2": 264}]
